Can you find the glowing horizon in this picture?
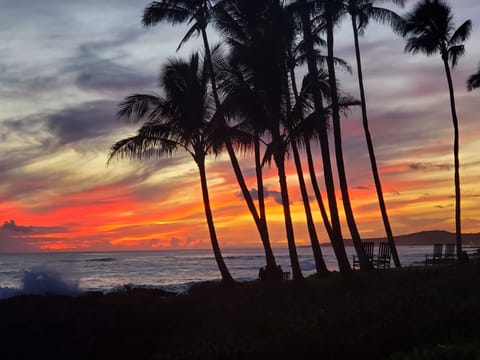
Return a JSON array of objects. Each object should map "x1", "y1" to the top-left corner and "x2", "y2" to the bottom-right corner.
[{"x1": 1, "y1": 0, "x2": 479, "y2": 252}]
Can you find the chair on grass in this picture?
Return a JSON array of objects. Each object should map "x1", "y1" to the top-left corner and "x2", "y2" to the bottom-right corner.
[
  {"x1": 353, "y1": 241, "x2": 374, "y2": 270},
  {"x1": 443, "y1": 243, "x2": 456, "y2": 263},
  {"x1": 373, "y1": 242, "x2": 391, "y2": 269},
  {"x1": 425, "y1": 243, "x2": 444, "y2": 265}
]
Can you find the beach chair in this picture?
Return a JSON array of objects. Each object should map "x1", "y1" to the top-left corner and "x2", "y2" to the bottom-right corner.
[
  {"x1": 443, "y1": 243, "x2": 456, "y2": 263},
  {"x1": 373, "y1": 242, "x2": 391, "y2": 269},
  {"x1": 425, "y1": 243, "x2": 444, "y2": 265},
  {"x1": 352, "y1": 241, "x2": 374, "y2": 269}
]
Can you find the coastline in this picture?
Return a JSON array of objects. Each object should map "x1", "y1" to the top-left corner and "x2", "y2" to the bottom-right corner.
[{"x1": 2, "y1": 263, "x2": 480, "y2": 359}]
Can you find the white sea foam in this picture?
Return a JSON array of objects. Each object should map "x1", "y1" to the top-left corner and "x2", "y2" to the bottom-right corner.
[{"x1": 0, "y1": 267, "x2": 80, "y2": 299}]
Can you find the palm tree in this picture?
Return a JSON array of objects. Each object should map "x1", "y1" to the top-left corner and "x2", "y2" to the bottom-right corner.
[
  {"x1": 317, "y1": 0, "x2": 374, "y2": 270},
  {"x1": 109, "y1": 54, "x2": 234, "y2": 284},
  {"x1": 467, "y1": 63, "x2": 480, "y2": 91},
  {"x1": 279, "y1": 4, "x2": 330, "y2": 275},
  {"x1": 215, "y1": 0, "x2": 304, "y2": 280},
  {"x1": 143, "y1": 0, "x2": 279, "y2": 274},
  {"x1": 403, "y1": 0, "x2": 471, "y2": 260},
  {"x1": 291, "y1": 0, "x2": 352, "y2": 272},
  {"x1": 345, "y1": 0, "x2": 405, "y2": 268},
  {"x1": 288, "y1": 60, "x2": 335, "y2": 244},
  {"x1": 289, "y1": 110, "x2": 329, "y2": 275}
]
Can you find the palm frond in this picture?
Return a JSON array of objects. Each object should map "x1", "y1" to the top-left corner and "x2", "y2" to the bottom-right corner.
[
  {"x1": 404, "y1": 35, "x2": 439, "y2": 56},
  {"x1": 369, "y1": 7, "x2": 405, "y2": 35},
  {"x1": 326, "y1": 55, "x2": 352, "y2": 74},
  {"x1": 227, "y1": 124, "x2": 256, "y2": 154},
  {"x1": 118, "y1": 94, "x2": 164, "y2": 123},
  {"x1": 143, "y1": 1, "x2": 192, "y2": 27},
  {"x1": 448, "y1": 20, "x2": 472, "y2": 47},
  {"x1": 177, "y1": 22, "x2": 201, "y2": 51},
  {"x1": 212, "y1": 1, "x2": 249, "y2": 44},
  {"x1": 301, "y1": 68, "x2": 332, "y2": 100},
  {"x1": 448, "y1": 45, "x2": 465, "y2": 67},
  {"x1": 338, "y1": 95, "x2": 361, "y2": 117},
  {"x1": 108, "y1": 132, "x2": 180, "y2": 165},
  {"x1": 467, "y1": 65, "x2": 480, "y2": 91},
  {"x1": 261, "y1": 141, "x2": 275, "y2": 167}
]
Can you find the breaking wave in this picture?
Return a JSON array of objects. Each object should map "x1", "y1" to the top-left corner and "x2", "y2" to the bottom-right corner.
[{"x1": 0, "y1": 267, "x2": 80, "y2": 300}]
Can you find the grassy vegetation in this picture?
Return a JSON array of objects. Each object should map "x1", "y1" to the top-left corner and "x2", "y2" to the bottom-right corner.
[{"x1": 1, "y1": 264, "x2": 480, "y2": 359}]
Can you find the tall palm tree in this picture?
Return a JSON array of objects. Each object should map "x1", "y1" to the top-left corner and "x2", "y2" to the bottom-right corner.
[
  {"x1": 291, "y1": 0, "x2": 352, "y2": 272},
  {"x1": 403, "y1": 0, "x2": 471, "y2": 260},
  {"x1": 346, "y1": 0, "x2": 405, "y2": 268},
  {"x1": 288, "y1": 71, "x2": 333, "y2": 274},
  {"x1": 215, "y1": 0, "x2": 304, "y2": 280},
  {"x1": 289, "y1": 113, "x2": 329, "y2": 275},
  {"x1": 280, "y1": 4, "x2": 329, "y2": 275},
  {"x1": 109, "y1": 54, "x2": 234, "y2": 283},
  {"x1": 288, "y1": 60, "x2": 335, "y2": 244},
  {"x1": 287, "y1": 13, "x2": 361, "y2": 265},
  {"x1": 317, "y1": 0, "x2": 374, "y2": 270},
  {"x1": 143, "y1": 0, "x2": 279, "y2": 273},
  {"x1": 467, "y1": 63, "x2": 480, "y2": 91}
]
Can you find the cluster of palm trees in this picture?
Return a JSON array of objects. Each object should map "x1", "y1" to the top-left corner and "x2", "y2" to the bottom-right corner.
[{"x1": 109, "y1": 0, "x2": 473, "y2": 283}]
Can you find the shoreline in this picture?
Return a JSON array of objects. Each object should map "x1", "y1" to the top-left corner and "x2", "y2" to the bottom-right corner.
[{"x1": 2, "y1": 263, "x2": 480, "y2": 359}]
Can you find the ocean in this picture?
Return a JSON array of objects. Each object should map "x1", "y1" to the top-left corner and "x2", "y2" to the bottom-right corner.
[{"x1": 0, "y1": 246, "x2": 430, "y2": 299}]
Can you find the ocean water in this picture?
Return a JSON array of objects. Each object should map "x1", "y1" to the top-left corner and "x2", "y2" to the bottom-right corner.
[{"x1": 0, "y1": 246, "x2": 430, "y2": 298}]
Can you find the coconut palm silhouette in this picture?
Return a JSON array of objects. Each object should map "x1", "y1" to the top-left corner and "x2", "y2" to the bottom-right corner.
[
  {"x1": 345, "y1": 0, "x2": 405, "y2": 268},
  {"x1": 143, "y1": 0, "x2": 279, "y2": 275},
  {"x1": 403, "y1": 0, "x2": 472, "y2": 260},
  {"x1": 290, "y1": 0, "x2": 353, "y2": 272},
  {"x1": 109, "y1": 53, "x2": 234, "y2": 284}
]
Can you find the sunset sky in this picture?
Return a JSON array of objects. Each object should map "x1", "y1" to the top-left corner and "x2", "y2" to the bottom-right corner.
[{"x1": 1, "y1": 0, "x2": 479, "y2": 252}]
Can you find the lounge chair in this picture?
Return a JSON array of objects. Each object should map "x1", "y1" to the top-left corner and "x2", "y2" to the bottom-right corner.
[
  {"x1": 373, "y1": 242, "x2": 391, "y2": 269},
  {"x1": 443, "y1": 243, "x2": 456, "y2": 263},
  {"x1": 425, "y1": 243, "x2": 445, "y2": 265}
]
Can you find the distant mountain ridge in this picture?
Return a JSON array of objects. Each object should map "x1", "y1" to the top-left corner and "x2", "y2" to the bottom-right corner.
[{"x1": 342, "y1": 230, "x2": 480, "y2": 246}]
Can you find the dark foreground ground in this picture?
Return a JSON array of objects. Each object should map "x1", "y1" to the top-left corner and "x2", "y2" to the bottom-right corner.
[{"x1": 2, "y1": 264, "x2": 480, "y2": 360}]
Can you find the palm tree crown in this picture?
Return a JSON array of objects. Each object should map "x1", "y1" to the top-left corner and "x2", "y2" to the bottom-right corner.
[
  {"x1": 403, "y1": 0, "x2": 471, "y2": 66},
  {"x1": 143, "y1": 0, "x2": 216, "y2": 50},
  {"x1": 111, "y1": 54, "x2": 216, "y2": 163},
  {"x1": 346, "y1": 0, "x2": 405, "y2": 34},
  {"x1": 109, "y1": 53, "x2": 233, "y2": 283}
]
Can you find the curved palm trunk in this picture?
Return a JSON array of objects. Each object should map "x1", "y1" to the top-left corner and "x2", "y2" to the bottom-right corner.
[
  {"x1": 292, "y1": 141, "x2": 329, "y2": 274},
  {"x1": 200, "y1": 27, "x2": 278, "y2": 271},
  {"x1": 325, "y1": 7, "x2": 373, "y2": 271},
  {"x1": 288, "y1": 60, "x2": 334, "y2": 244},
  {"x1": 351, "y1": 16, "x2": 401, "y2": 268},
  {"x1": 298, "y1": 0, "x2": 351, "y2": 272},
  {"x1": 442, "y1": 56, "x2": 462, "y2": 260},
  {"x1": 197, "y1": 159, "x2": 234, "y2": 284},
  {"x1": 304, "y1": 140, "x2": 334, "y2": 240},
  {"x1": 277, "y1": 62, "x2": 304, "y2": 281},
  {"x1": 274, "y1": 148, "x2": 304, "y2": 281},
  {"x1": 254, "y1": 133, "x2": 268, "y2": 238},
  {"x1": 253, "y1": 133, "x2": 279, "y2": 273}
]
